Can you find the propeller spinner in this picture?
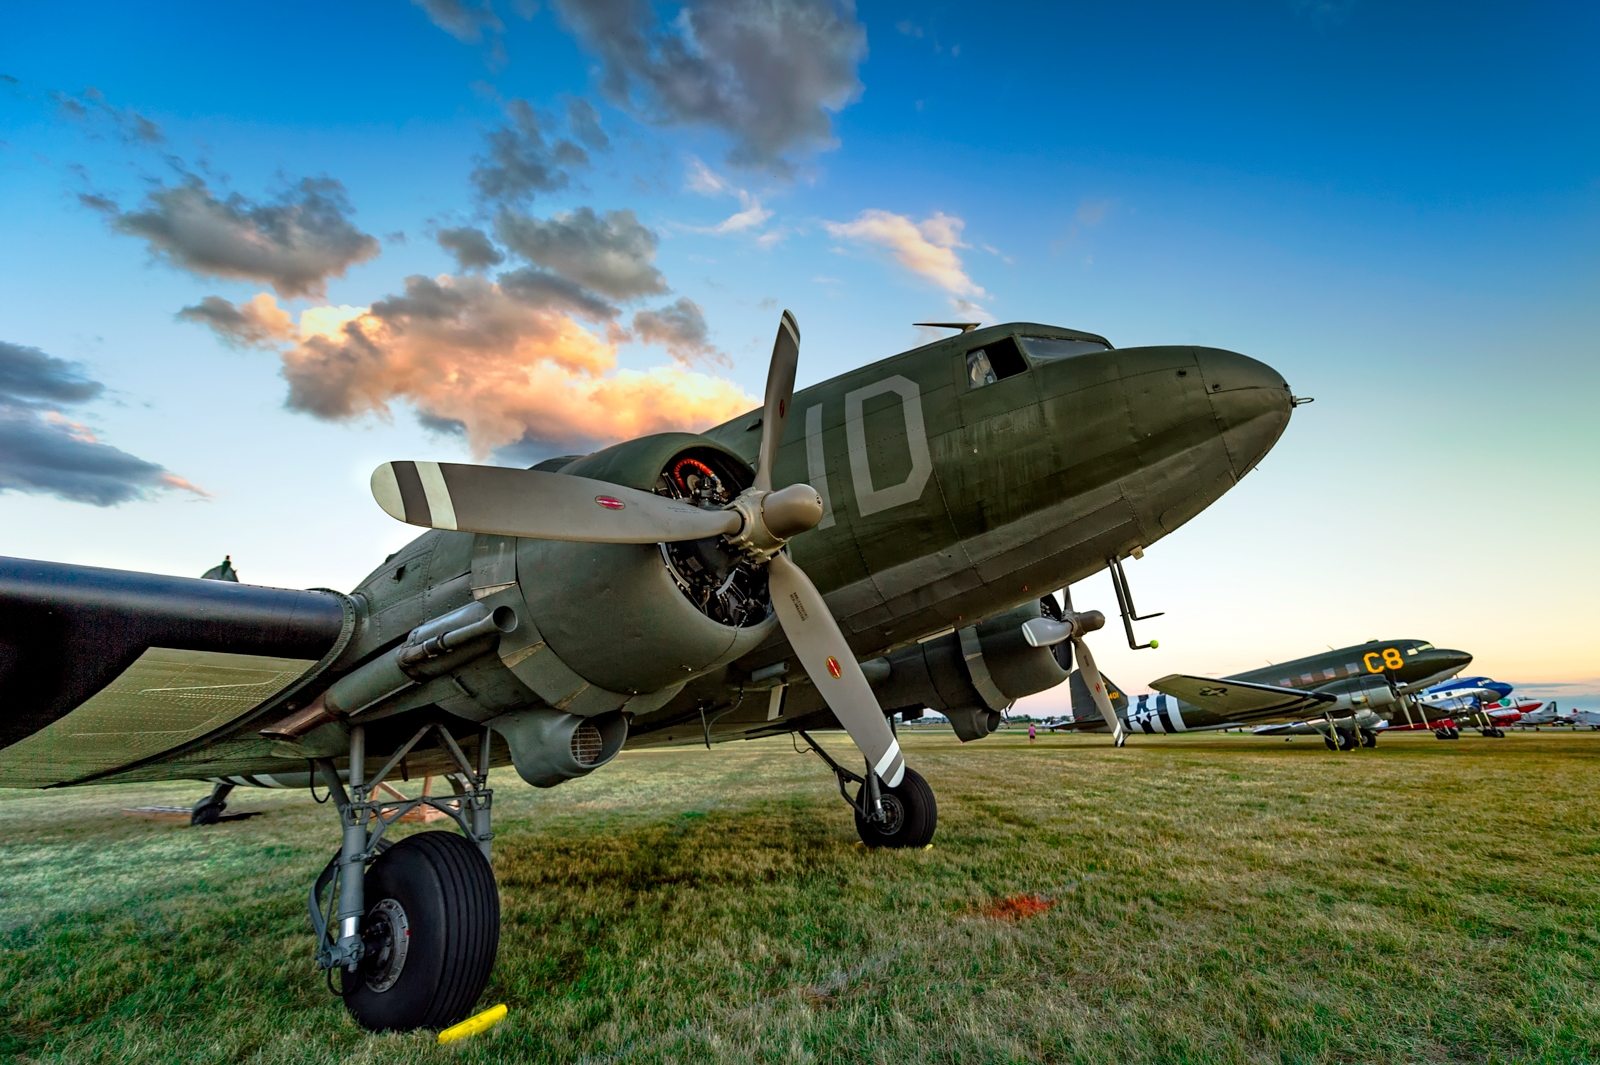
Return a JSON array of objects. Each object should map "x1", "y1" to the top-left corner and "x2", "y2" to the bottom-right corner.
[{"x1": 370, "y1": 310, "x2": 907, "y2": 787}]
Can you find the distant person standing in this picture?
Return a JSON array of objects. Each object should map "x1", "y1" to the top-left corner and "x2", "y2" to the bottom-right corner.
[{"x1": 1028, "y1": 723, "x2": 1037, "y2": 744}]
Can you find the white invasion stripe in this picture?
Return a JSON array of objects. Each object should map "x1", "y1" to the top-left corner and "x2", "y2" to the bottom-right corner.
[
  {"x1": 371, "y1": 463, "x2": 405, "y2": 521},
  {"x1": 416, "y1": 461, "x2": 458, "y2": 530},
  {"x1": 1167, "y1": 695, "x2": 1187, "y2": 732},
  {"x1": 873, "y1": 738, "x2": 902, "y2": 780},
  {"x1": 766, "y1": 685, "x2": 785, "y2": 721},
  {"x1": 884, "y1": 761, "x2": 905, "y2": 788}
]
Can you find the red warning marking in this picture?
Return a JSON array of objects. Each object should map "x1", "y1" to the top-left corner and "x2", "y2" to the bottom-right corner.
[
  {"x1": 595, "y1": 496, "x2": 626, "y2": 510},
  {"x1": 825, "y1": 656, "x2": 841, "y2": 678}
]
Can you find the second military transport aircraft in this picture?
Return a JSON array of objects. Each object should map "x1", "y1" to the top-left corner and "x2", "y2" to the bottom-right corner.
[
  {"x1": 0, "y1": 314, "x2": 1298, "y2": 1032},
  {"x1": 1059, "y1": 639, "x2": 1472, "y2": 748}
]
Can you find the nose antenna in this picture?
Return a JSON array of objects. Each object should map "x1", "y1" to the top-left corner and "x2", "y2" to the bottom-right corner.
[{"x1": 914, "y1": 321, "x2": 980, "y2": 334}]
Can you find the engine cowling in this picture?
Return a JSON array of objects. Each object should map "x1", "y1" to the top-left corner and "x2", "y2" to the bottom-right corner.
[
  {"x1": 1319, "y1": 675, "x2": 1398, "y2": 714},
  {"x1": 515, "y1": 434, "x2": 777, "y2": 695},
  {"x1": 872, "y1": 597, "x2": 1071, "y2": 741}
]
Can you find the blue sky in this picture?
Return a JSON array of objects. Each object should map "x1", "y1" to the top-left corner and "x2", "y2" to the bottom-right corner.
[{"x1": 2, "y1": 0, "x2": 1596, "y2": 706}]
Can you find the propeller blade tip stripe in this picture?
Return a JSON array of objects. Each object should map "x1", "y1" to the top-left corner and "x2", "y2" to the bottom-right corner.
[
  {"x1": 873, "y1": 739, "x2": 903, "y2": 782},
  {"x1": 390, "y1": 461, "x2": 431, "y2": 525},
  {"x1": 415, "y1": 461, "x2": 458, "y2": 530}
]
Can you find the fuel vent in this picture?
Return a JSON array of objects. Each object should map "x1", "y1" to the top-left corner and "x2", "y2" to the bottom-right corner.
[{"x1": 570, "y1": 723, "x2": 604, "y2": 767}]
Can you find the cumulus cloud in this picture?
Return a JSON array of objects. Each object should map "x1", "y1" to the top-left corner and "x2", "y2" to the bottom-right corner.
[
  {"x1": 550, "y1": 0, "x2": 867, "y2": 173},
  {"x1": 632, "y1": 297, "x2": 726, "y2": 366},
  {"x1": 84, "y1": 175, "x2": 380, "y2": 298},
  {"x1": 437, "y1": 226, "x2": 506, "y2": 271},
  {"x1": 566, "y1": 97, "x2": 611, "y2": 151},
  {"x1": 825, "y1": 209, "x2": 987, "y2": 313},
  {"x1": 177, "y1": 293, "x2": 297, "y2": 348},
  {"x1": 495, "y1": 206, "x2": 667, "y2": 301},
  {"x1": 471, "y1": 99, "x2": 588, "y2": 206},
  {"x1": 0, "y1": 341, "x2": 203, "y2": 505},
  {"x1": 683, "y1": 156, "x2": 773, "y2": 235},
  {"x1": 272, "y1": 274, "x2": 752, "y2": 456}
]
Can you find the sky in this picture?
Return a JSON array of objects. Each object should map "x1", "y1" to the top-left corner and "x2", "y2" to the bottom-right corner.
[{"x1": 1, "y1": 0, "x2": 1596, "y2": 711}]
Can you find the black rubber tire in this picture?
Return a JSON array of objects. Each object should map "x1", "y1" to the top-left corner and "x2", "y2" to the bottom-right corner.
[
  {"x1": 1336, "y1": 728, "x2": 1359, "y2": 751},
  {"x1": 1360, "y1": 729, "x2": 1378, "y2": 748},
  {"x1": 1323, "y1": 735, "x2": 1337, "y2": 750},
  {"x1": 190, "y1": 802, "x2": 225, "y2": 826},
  {"x1": 855, "y1": 766, "x2": 937, "y2": 849},
  {"x1": 343, "y1": 832, "x2": 500, "y2": 1033}
]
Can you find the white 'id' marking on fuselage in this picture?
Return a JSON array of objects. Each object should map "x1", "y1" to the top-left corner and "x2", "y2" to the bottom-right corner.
[
  {"x1": 842, "y1": 375, "x2": 933, "y2": 518},
  {"x1": 804, "y1": 404, "x2": 836, "y2": 529}
]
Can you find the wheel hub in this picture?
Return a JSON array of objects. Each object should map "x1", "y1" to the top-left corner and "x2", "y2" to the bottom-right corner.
[
  {"x1": 361, "y1": 897, "x2": 411, "y2": 992},
  {"x1": 877, "y1": 794, "x2": 906, "y2": 835}
]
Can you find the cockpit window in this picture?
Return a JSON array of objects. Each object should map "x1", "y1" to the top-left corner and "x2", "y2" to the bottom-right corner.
[
  {"x1": 965, "y1": 336, "x2": 1028, "y2": 389},
  {"x1": 1020, "y1": 336, "x2": 1111, "y2": 361},
  {"x1": 1415, "y1": 643, "x2": 1433, "y2": 651}
]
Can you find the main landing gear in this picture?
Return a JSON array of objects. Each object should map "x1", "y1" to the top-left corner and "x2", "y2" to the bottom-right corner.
[
  {"x1": 309, "y1": 722, "x2": 499, "y2": 1032},
  {"x1": 1323, "y1": 728, "x2": 1360, "y2": 751},
  {"x1": 190, "y1": 781, "x2": 234, "y2": 825},
  {"x1": 799, "y1": 730, "x2": 937, "y2": 849}
]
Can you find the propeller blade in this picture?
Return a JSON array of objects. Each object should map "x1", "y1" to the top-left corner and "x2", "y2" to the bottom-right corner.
[
  {"x1": 753, "y1": 310, "x2": 800, "y2": 494},
  {"x1": 766, "y1": 551, "x2": 905, "y2": 786},
  {"x1": 1071, "y1": 634, "x2": 1127, "y2": 747},
  {"x1": 371, "y1": 461, "x2": 742, "y2": 543}
]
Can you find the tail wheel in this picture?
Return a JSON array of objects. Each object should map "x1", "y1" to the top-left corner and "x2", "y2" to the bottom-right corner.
[
  {"x1": 855, "y1": 766, "x2": 937, "y2": 849},
  {"x1": 343, "y1": 832, "x2": 500, "y2": 1032}
]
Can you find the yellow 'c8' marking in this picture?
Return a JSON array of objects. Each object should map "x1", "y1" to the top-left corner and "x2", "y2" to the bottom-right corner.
[{"x1": 1383, "y1": 647, "x2": 1405, "y2": 670}]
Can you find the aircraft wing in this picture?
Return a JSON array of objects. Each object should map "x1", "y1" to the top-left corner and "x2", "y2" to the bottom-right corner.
[
  {"x1": 0, "y1": 556, "x2": 350, "y2": 788},
  {"x1": 1149, "y1": 674, "x2": 1335, "y2": 721}
]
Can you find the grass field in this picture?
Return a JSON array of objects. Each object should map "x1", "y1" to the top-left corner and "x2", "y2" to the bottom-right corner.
[{"x1": 3, "y1": 728, "x2": 1599, "y2": 1064}]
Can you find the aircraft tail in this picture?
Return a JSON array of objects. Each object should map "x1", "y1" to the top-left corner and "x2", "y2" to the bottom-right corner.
[{"x1": 1068, "y1": 669, "x2": 1130, "y2": 726}]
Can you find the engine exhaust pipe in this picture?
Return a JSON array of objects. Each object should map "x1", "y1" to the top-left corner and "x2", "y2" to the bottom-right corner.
[{"x1": 263, "y1": 603, "x2": 519, "y2": 738}]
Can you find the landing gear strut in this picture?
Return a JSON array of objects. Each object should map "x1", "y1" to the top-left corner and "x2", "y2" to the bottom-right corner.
[
  {"x1": 309, "y1": 722, "x2": 499, "y2": 1032},
  {"x1": 1359, "y1": 728, "x2": 1378, "y2": 748},
  {"x1": 799, "y1": 730, "x2": 937, "y2": 848}
]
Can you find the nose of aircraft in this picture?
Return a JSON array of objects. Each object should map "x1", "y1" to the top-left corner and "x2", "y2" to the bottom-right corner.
[
  {"x1": 1194, "y1": 348, "x2": 1295, "y2": 479},
  {"x1": 1427, "y1": 648, "x2": 1474, "y2": 677}
]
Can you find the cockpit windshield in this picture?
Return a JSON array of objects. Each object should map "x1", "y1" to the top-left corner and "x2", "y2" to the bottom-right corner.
[{"x1": 1019, "y1": 336, "x2": 1110, "y2": 361}]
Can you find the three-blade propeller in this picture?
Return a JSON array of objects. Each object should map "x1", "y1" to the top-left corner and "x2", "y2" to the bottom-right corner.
[
  {"x1": 1023, "y1": 610, "x2": 1127, "y2": 746},
  {"x1": 370, "y1": 310, "x2": 906, "y2": 787}
]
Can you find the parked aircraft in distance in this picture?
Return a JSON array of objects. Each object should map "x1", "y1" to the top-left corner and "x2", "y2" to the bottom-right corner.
[{"x1": 1051, "y1": 639, "x2": 1471, "y2": 749}]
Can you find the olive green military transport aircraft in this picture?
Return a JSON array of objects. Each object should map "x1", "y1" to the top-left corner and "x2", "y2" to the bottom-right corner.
[
  {"x1": 1057, "y1": 639, "x2": 1472, "y2": 748},
  {"x1": 0, "y1": 313, "x2": 1299, "y2": 1032}
]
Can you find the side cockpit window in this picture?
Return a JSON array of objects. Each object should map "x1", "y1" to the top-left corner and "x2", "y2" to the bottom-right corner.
[
  {"x1": 1019, "y1": 336, "x2": 1111, "y2": 361},
  {"x1": 965, "y1": 336, "x2": 1028, "y2": 389}
]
